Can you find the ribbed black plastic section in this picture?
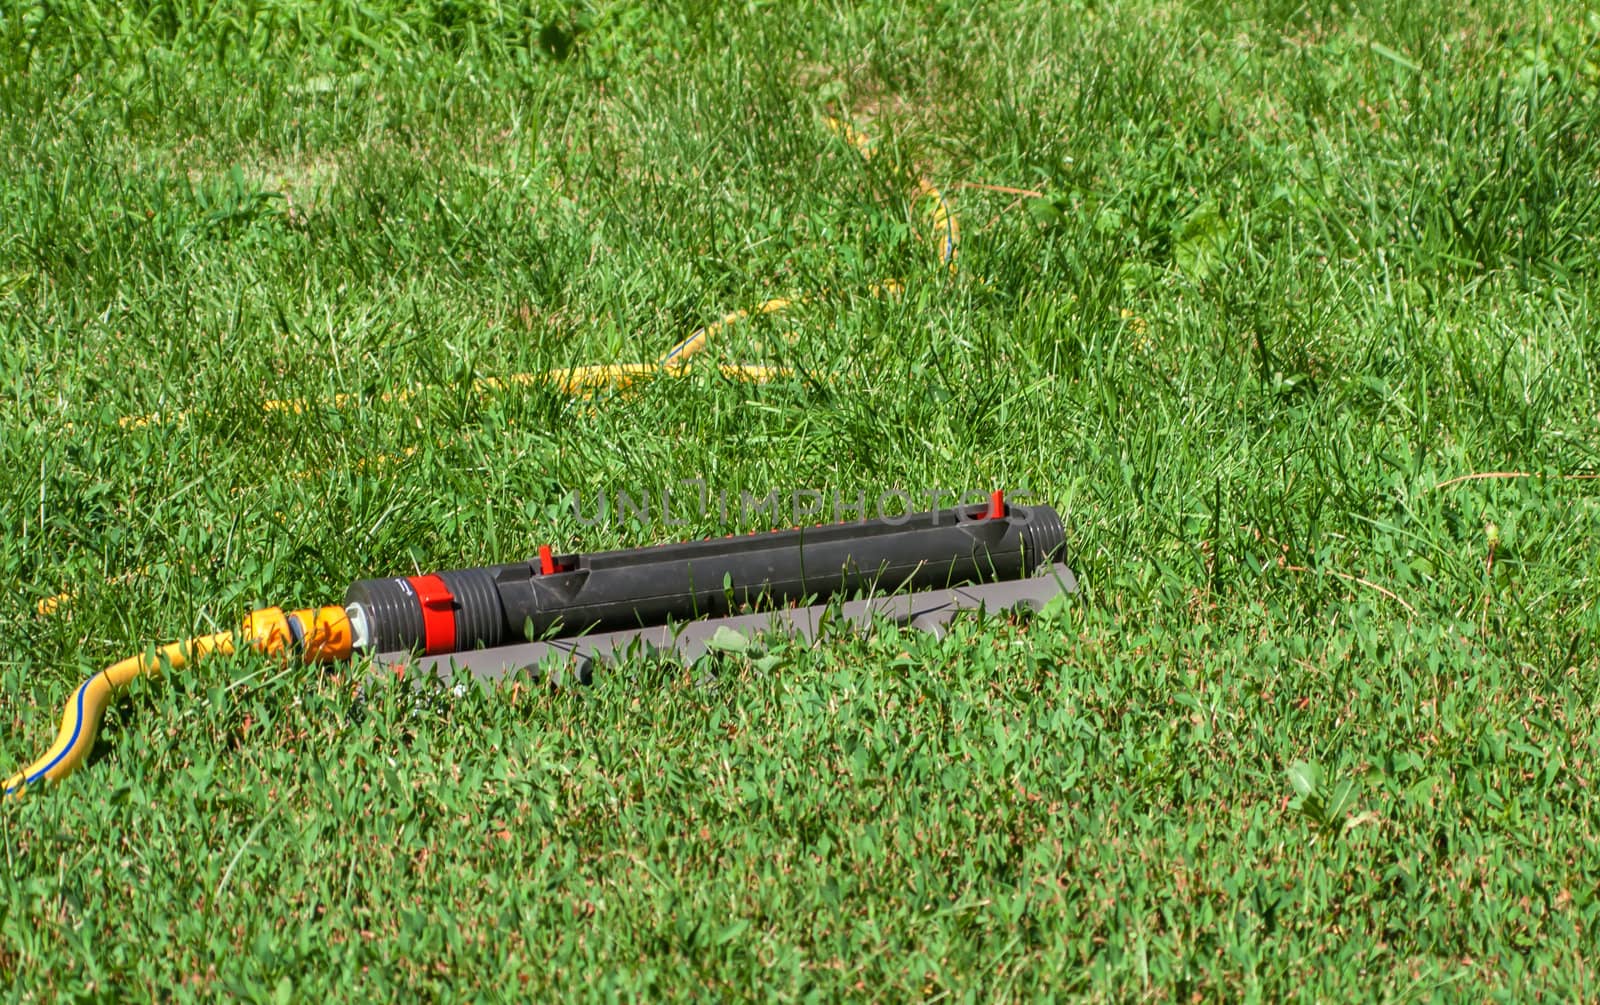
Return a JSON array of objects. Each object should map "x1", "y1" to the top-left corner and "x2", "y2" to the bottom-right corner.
[
  {"x1": 439, "y1": 566, "x2": 509, "y2": 650},
  {"x1": 343, "y1": 577, "x2": 423, "y2": 654},
  {"x1": 1021, "y1": 505, "x2": 1066, "y2": 568}
]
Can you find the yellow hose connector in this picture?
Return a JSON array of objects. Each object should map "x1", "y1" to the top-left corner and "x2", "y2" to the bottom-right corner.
[{"x1": 3, "y1": 606, "x2": 352, "y2": 800}]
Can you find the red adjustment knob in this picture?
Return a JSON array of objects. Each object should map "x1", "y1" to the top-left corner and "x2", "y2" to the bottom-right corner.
[{"x1": 406, "y1": 574, "x2": 457, "y2": 654}]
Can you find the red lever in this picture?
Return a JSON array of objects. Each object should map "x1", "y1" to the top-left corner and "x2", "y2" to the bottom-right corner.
[{"x1": 987, "y1": 490, "x2": 1006, "y2": 520}]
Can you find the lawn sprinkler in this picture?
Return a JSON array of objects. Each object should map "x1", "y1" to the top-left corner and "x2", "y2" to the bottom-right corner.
[{"x1": 5, "y1": 491, "x2": 1074, "y2": 798}]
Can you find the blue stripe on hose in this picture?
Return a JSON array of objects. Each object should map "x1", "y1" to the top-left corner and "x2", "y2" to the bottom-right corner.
[{"x1": 4, "y1": 678, "x2": 91, "y2": 795}]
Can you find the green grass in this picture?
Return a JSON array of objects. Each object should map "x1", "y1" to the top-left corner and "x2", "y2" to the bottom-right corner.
[{"x1": 3, "y1": 0, "x2": 1600, "y2": 998}]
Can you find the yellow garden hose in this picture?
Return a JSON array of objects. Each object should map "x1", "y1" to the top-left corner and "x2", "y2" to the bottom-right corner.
[{"x1": 3, "y1": 607, "x2": 353, "y2": 799}]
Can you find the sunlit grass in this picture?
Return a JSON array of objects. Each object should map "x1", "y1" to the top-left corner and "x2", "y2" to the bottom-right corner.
[{"x1": 2, "y1": 0, "x2": 1598, "y2": 998}]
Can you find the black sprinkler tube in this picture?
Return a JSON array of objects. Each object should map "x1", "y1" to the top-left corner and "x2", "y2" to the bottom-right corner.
[{"x1": 344, "y1": 492, "x2": 1065, "y2": 656}]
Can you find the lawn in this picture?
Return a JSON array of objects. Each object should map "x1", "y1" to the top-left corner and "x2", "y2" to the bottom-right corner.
[{"x1": 2, "y1": 0, "x2": 1599, "y2": 998}]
